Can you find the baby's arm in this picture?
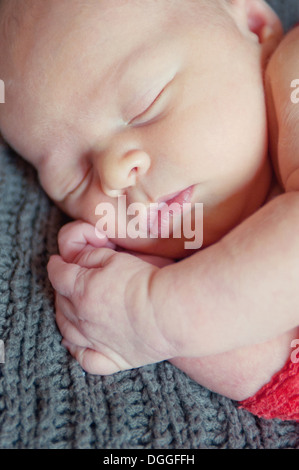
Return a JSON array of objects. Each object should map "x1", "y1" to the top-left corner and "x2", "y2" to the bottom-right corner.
[{"x1": 151, "y1": 192, "x2": 299, "y2": 357}]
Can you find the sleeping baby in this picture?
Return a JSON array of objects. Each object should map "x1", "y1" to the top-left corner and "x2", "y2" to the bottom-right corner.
[{"x1": 0, "y1": 0, "x2": 298, "y2": 422}]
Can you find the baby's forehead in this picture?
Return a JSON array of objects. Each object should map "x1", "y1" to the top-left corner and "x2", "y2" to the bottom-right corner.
[
  {"x1": 0, "y1": 0, "x2": 231, "y2": 133},
  {"x1": 2, "y1": 0, "x2": 173, "y2": 30},
  {"x1": 2, "y1": 0, "x2": 221, "y2": 48},
  {"x1": 1, "y1": 1, "x2": 156, "y2": 57},
  {"x1": 0, "y1": 2, "x2": 161, "y2": 74}
]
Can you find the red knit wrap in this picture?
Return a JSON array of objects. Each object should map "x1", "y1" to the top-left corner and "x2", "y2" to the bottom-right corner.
[{"x1": 239, "y1": 358, "x2": 299, "y2": 422}]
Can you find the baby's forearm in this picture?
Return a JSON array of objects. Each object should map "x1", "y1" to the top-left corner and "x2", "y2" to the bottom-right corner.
[{"x1": 150, "y1": 192, "x2": 299, "y2": 358}]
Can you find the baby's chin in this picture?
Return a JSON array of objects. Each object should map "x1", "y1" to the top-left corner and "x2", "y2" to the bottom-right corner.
[
  {"x1": 110, "y1": 223, "x2": 228, "y2": 259},
  {"x1": 111, "y1": 236, "x2": 199, "y2": 260}
]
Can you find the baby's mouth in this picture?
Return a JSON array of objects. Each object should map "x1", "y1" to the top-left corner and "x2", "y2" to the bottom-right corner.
[
  {"x1": 157, "y1": 185, "x2": 194, "y2": 206},
  {"x1": 146, "y1": 185, "x2": 194, "y2": 237}
]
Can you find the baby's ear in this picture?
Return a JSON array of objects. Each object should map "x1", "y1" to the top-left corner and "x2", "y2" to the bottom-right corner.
[{"x1": 228, "y1": 0, "x2": 283, "y2": 60}]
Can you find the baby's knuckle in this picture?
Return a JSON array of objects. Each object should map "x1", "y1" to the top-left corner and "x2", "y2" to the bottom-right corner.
[
  {"x1": 101, "y1": 250, "x2": 120, "y2": 268},
  {"x1": 82, "y1": 248, "x2": 98, "y2": 267},
  {"x1": 74, "y1": 270, "x2": 99, "y2": 321},
  {"x1": 72, "y1": 268, "x2": 88, "y2": 307},
  {"x1": 77, "y1": 317, "x2": 90, "y2": 335}
]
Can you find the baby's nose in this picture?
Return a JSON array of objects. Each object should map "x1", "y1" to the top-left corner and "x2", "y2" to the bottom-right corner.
[{"x1": 97, "y1": 148, "x2": 151, "y2": 197}]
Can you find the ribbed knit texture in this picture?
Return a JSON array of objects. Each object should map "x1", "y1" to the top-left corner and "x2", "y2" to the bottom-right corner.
[{"x1": 0, "y1": 0, "x2": 298, "y2": 449}]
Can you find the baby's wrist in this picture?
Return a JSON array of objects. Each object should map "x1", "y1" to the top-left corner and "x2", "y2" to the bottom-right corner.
[
  {"x1": 147, "y1": 265, "x2": 182, "y2": 358},
  {"x1": 125, "y1": 264, "x2": 179, "y2": 361}
]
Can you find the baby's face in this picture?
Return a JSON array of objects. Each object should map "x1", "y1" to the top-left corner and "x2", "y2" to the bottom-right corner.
[{"x1": 0, "y1": 0, "x2": 279, "y2": 257}]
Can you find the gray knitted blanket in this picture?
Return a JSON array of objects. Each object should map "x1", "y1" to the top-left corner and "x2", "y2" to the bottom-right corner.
[{"x1": 0, "y1": 0, "x2": 298, "y2": 449}]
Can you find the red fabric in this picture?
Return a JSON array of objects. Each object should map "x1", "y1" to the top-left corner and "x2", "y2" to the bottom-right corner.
[{"x1": 239, "y1": 358, "x2": 299, "y2": 422}]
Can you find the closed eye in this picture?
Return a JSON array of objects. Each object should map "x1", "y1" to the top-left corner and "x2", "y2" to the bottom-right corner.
[
  {"x1": 128, "y1": 76, "x2": 175, "y2": 127},
  {"x1": 128, "y1": 86, "x2": 167, "y2": 126}
]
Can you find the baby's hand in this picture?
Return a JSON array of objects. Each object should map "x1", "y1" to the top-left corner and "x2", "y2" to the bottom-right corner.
[
  {"x1": 47, "y1": 221, "x2": 176, "y2": 375},
  {"x1": 266, "y1": 25, "x2": 299, "y2": 191}
]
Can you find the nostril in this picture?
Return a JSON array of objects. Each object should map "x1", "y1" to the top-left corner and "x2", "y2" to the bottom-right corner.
[
  {"x1": 128, "y1": 167, "x2": 138, "y2": 185},
  {"x1": 129, "y1": 166, "x2": 138, "y2": 179}
]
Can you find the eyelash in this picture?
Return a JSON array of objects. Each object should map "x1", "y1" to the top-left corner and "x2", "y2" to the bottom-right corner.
[{"x1": 129, "y1": 86, "x2": 166, "y2": 126}]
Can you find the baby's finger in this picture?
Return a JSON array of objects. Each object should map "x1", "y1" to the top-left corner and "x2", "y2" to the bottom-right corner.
[
  {"x1": 58, "y1": 220, "x2": 116, "y2": 262},
  {"x1": 55, "y1": 295, "x2": 92, "y2": 347},
  {"x1": 73, "y1": 246, "x2": 118, "y2": 269},
  {"x1": 57, "y1": 313, "x2": 93, "y2": 350},
  {"x1": 47, "y1": 254, "x2": 83, "y2": 297},
  {"x1": 62, "y1": 342, "x2": 125, "y2": 376}
]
